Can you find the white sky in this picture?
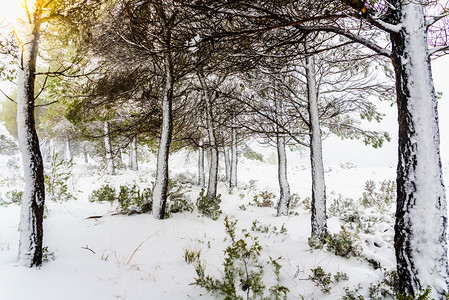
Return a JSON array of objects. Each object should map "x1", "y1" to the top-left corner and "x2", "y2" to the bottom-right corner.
[{"x1": 323, "y1": 55, "x2": 449, "y2": 167}]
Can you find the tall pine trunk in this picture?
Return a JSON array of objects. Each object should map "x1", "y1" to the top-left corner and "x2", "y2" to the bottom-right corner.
[
  {"x1": 65, "y1": 135, "x2": 72, "y2": 161},
  {"x1": 230, "y1": 128, "x2": 238, "y2": 188},
  {"x1": 130, "y1": 136, "x2": 138, "y2": 171},
  {"x1": 104, "y1": 121, "x2": 115, "y2": 175},
  {"x1": 198, "y1": 72, "x2": 218, "y2": 199},
  {"x1": 16, "y1": 3, "x2": 45, "y2": 267},
  {"x1": 391, "y1": 2, "x2": 448, "y2": 297},
  {"x1": 275, "y1": 96, "x2": 291, "y2": 216},
  {"x1": 152, "y1": 50, "x2": 174, "y2": 220},
  {"x1": 198, "y1": 140, "x2": 205, "y2": 187},
  {"x1": 305, "y1": 51, "x2": 327, "y2": 240},
  {"x1": 224, "y1": 146, "x2": 231, "y2": 186},
  {"x1": 83, "y1": 143, "x2": 89, "y2": 164}
]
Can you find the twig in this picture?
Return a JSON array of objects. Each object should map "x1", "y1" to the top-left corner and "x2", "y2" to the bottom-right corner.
[
  {"x1": 84, "y1": 215, "x2": 104, "y2": 220},
  {"x1": 81, "y1": 245, "x2": 96, "y2": 254}
]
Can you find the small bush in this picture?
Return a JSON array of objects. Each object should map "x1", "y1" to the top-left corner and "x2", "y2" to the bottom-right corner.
[
  {"x1": 196, "y1": 189, "x2": 222, "y2": 220},
  {"x1": 251, "y1": 191, "x2": 276, "y2": 208},
  {"x1": 192, "y1": 216, "x2": 289, "y2": 299},
  {"x1": 118, "y1": 184, "x2": 152, "y2": 214},
  {"x1": 166, "y1": 179, "x2": 193, "y2": 215},
  {"x1": 6, "y1": 189, "x2": 23, "y2": 205},
  {"x1": 251, "y1": 220, "x2": 287, "y2": 236},
  {"x1": 309, "y1": 266, "x2": 332, "y2": 294},
  {"x1": 183, "y1": 248, "x2": 201, "y2": 265},
  {"x1": 44, "y1": 153, "x2": 75, "y2": 202},
  {"x1": 325, "y1": 226, "x2": 361, "y2": 258},
  {"x1": 89, "y1": 184, "x2": 116, "y2": 203},
  {"x1": 361, "y1": 180, "x2": 396, "y2": 212},
  {"x1": 42, "y1": 246, "x2": 55, "y2": 263}
]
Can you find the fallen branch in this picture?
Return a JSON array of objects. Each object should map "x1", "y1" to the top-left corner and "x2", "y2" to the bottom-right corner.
[
  {"x1": 81, "y1": 245, "x2": 96, "y2": 254},
  {"x1": 84, "y1": 215, "x2": 104, "y2": 220}
]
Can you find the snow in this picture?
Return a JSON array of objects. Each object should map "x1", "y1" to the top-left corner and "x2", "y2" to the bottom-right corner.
[
  {"x1": 397, "y1": 2, "x2": 448, "y2": 296},
  {"x1": 0, "y1": 142, "x2": 409, "y2": 299}
]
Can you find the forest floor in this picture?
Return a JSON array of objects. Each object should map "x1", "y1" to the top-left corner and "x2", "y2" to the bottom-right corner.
[{"x1": 2, "y1": 142, "x2": 447, "y2": 300}]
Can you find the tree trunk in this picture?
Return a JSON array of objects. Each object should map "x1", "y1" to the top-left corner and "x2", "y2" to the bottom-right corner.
[
  {"x1": 130, "y1": 136, "x2": 138, "y2": 171},
  {"x1": 65, "y1": 135, "x2": 72, "y2": 161},
  {"x1": 391, "y1": 3, "x2": 448, "y2": 297},
  {"x1": 152, "y1": 50, "x2": 174, "y2": 220},
  {"x1": 16, "y1": 4, "x2": 45, "y2": 267},
  {"x1": 230, "y1": 128, "x2": 238, "y2": 188},
  {"x1": 198, "y1": 72, "x2": 218, "y2": 199},
  {"x1": 275, "y1": 97, "x2": 291, "y2": 216},
  {"x1": 104, "y1": 121, "x2": 115, "y2": 175},
  {"x1": 83, "y1": 143, "x2": 89, "y2": 164},
  {"x1": 224, "y1": 146, "x2": 231, "y2": 186},
  {"x1": 305, "y1": 51, "x2": 327, "y2": 240},
  {"x1": 198, "y1": 140, "x2": 205, "y2": 187}
]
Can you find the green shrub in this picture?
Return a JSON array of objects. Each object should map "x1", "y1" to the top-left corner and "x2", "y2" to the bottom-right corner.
[
  {"x1": 42, "y1": 246, "x2": 55, "y2": 263},
  {"x1": 309, "y1": 266, "x2": 332, "y2": 294},
  {"x1": 361, "y1": 180, "x2": 396, "y2": 212},
  {"x1": 183, "y1": 248, "x2": 201, "y2": 265},
  {"x1": 89, "y1": 184, "x2": 116, "y2": 203},
  {"x1": 192, "y1": 216, "x2": 289, "y2": 299},
  {"x1": 342, "y1": 284, "x2": 364, "y2": 300},
  {"x1": 196, "y1": 189, "x2": 222, "y2": 220},
  {"x1": 44, "y1": 153, "x2": 75, "y2": 202},
  {"x1": 6, "y1": 189, "x2": 23, "y2": 205},
  {"x1": 325, "y1": 226, "x2": 361, "y2": 258},
  {"x1": 118, "y1": 184, "x2": 152, "y2": 214},
  {"x1": 166, "y1": 179, "x2": 193, "y2": 215},
  {"x1": 251, "y1": 220, "x2": 287, "y2": 236},
  {"x1": 250, "y1": 191, "x2": 276, "y2": 208}
]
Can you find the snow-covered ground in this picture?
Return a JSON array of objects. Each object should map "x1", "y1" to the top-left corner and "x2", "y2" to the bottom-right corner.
[
  {"x1": 1, "y1": 134, "x2": 448, "y2": 299},
  {"x1": 0, "y1": 149, "x2": 389, "y2": 299}
]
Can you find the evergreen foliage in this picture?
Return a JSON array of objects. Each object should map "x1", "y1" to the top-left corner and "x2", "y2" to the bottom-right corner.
[
  {"x1": 196, "y1": 188, "x2": 222, "y2": 221},
  {"x1": 192, "y1": 216, "x2": 289, "y2": 299},
  {"x1": 44, "y1": 153, "x2": 75, "y2": 202}
]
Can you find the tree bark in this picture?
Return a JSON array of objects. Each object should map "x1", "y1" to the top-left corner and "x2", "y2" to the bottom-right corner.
[
  {"x1": 104, "y1": 121, "x2": 115, "y2": 175},
  {"x1": 130, "y1": 136, "x2": 138, "y2": 171},
  {"x1": 230, "y1": 128, "x2": 238, "y2": 188},
  {"x1": 83, "y1": 143, "x2": 89, "y2": 164},
  {"x1": 391, "y1": 2, "x2": 448, "y2": 297},
  {"x1": 198, "y1": 140, "x2": 205, "y2": 187},
  {"x1": 198, "y1": 72, "x2": 218, "y2": 199},
  {"x1": 16, "y1": 3, "x2": 45, "y2": 267},
  {"x1": 275, "y1": 93, "x2": 291, "y2": 216},
  {"x1": 305, "y1": 50, "x2": 327, "y2": 240},
  {"x1": 152, "y1": 50, "x2": 174, "y2": 220},
  {"x1": 65, "y1": 135, "x2": 72, "y2": 161},
  {"x1": 223, "y1": 146, "x2": 231, "y2": 186}
]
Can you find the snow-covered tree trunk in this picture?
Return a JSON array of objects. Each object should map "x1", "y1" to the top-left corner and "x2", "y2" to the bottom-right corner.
[
  {"x1": 275, "y1": 97, "x2": 291, "y2": 216},
  {"x1": 65, "y1": 135, "x2": 72, "y2": 161},
  {"x1": 198, "y1": 72, "x2": 218, "y2": 199},
  {"x1": 206, "y1": 129, "x2": 219, "y2": 199},
  {"x1": 230, "y1": 128, "x2": 238, "y2": 188},
  {"x1": 305, "y1": 51, "x2": 327, "y2": 240},
  {"x1": 152, "y1": 50, "x2": 174, "y2": 220},
  {"x1": 198, "y1": 140, "x2": 205, "y2": 187},
  {"x1": 104, "y1": 121, "x2": 115, "y2": 175},
  {"x1": 83, "y1": 143, "x2": 89, "y2": 164},
  {"x1": 391, "y1": 3, "x2": 448, "y2": 297},
  {"x1": 16, "y1": 4, "x2": 45, "y2": 267},
  {"x1": 223, "y1": 147, "x2": 231, "y2": 186},
  {"x1": 130, "y1": 136, "x2": 138, "y2": 171}
]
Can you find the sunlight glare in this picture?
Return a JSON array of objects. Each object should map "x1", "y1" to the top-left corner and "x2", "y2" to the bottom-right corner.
[{"x1": 0, "y1": 0, "x2": 25, "y2": 27}]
